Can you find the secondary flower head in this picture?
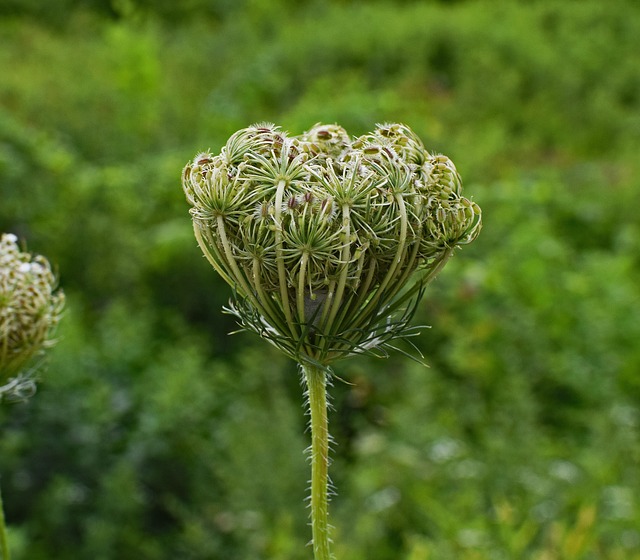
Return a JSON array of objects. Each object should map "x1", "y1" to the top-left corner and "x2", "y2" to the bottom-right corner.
[
  {"x1": 183, "y1": 123, "x2": 481, "y2": 367},
  {"x1": 0, "y1": 233, "x2": 65, "y2": 400}
]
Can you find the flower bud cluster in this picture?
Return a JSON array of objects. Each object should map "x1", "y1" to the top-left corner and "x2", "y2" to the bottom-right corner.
[
  {"x1": 183, "y1": 123, "x2": 481, "y2": 366},
  {"x1": 1, "y1": 233, "x2": 64, "y2": 399}
]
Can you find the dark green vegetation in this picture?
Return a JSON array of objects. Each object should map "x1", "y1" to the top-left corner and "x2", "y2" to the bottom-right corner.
[{"x1": 1, "y1": 1, "x2": 639, "y2": 558}]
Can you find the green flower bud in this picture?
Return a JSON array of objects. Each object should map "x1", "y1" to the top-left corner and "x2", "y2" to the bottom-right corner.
[
  {"x1": 359, "y1": 122, "x2": 427, "y2": 165},
  {"x1": 1, "y1": 234, "x2": 64, "y2": 401},
  {"x1": 302, "y1": 123, "x2": 352, "y2": 160},
  {"x1": 183, "y1": 123, "x2": 481, "y2": 367}
]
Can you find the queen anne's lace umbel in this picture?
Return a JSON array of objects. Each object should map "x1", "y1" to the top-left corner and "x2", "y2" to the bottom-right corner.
[
  {"x1": 0, "y1": 233, "x2": 64, "y2": 399},
  {"x1": 182, "y1": 123, "x2": 481, "y2": 367}
]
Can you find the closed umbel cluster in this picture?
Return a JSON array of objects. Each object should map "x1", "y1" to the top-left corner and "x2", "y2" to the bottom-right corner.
[
  {"x1": 182, "y1": 123, "x2": 481, "y2": 366},
  {"x1": 0, "y1": 233, "x2": 65, "y2": 400}
]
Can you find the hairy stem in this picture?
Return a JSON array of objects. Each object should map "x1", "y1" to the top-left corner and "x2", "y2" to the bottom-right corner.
[
  {"x1": 0, "y1": 481, "x2": 10, "y2": 560},
  {"x1": 303, "y1": 364, "x2": 332, "y2": 560}
]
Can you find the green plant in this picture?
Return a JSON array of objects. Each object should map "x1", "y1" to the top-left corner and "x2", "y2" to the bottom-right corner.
[
  {"x1": 0, "y1": 233, "x2": 64, "y2": 560},
  {"x1": 182, "y1": 122, "x2": 481, "y2": 559}
]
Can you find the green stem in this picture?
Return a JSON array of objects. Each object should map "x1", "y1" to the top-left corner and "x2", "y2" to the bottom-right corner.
[
  {"x1": 303, "y1": 364, "x2": 332, "y2": 560},
  {"x1": 0, "y1": 481, "x2": 10, "y2": 560}
]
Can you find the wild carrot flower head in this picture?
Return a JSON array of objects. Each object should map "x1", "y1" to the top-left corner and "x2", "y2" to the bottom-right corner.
[
  {"x1": 182, "y1": 123, "x2": 481, "y2": 367},
  {"x1": 0, "y1": 233, "x2": 65, "y2": 400}
]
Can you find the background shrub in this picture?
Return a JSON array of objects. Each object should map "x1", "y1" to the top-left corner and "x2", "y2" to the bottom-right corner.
[{"x1": 1, "y1": 1, "x2": 639, "y2": 558}]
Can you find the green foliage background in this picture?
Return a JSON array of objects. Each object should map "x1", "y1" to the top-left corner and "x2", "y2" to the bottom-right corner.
[{"x1": 1, "y1": 0, "x2": 640, "y2": 558}]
